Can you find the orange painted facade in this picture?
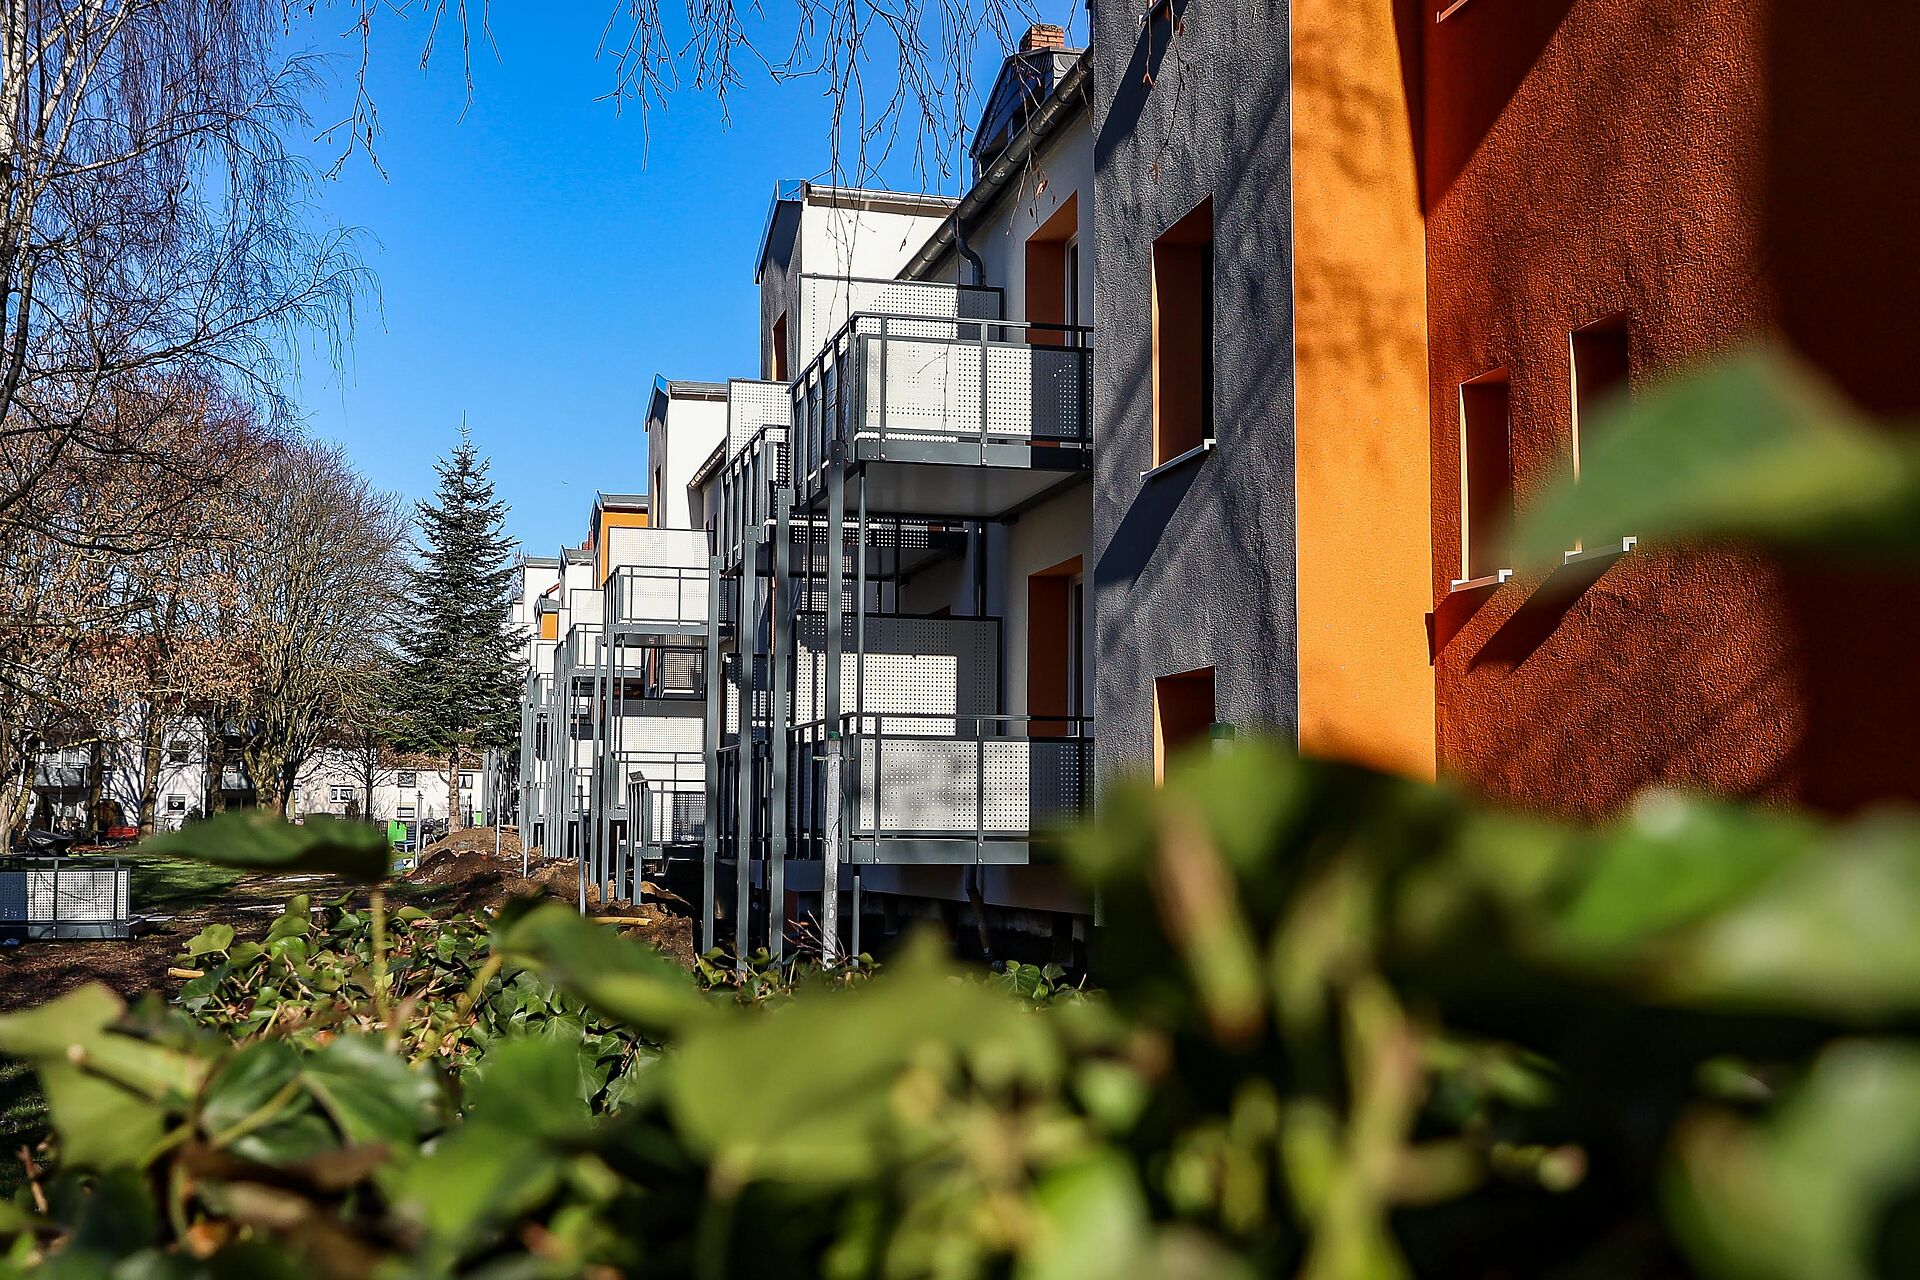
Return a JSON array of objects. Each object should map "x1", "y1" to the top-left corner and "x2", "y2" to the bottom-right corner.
[
  {"x1": 1290, "y1": 0, "x2": 1437, "y2": 780},
  {"x1": 592, "y1": 508, "x2": 649, "y2": 587},
  {"x1": 1419, "y1": 0, "x2": 1920, "y2": 816}
]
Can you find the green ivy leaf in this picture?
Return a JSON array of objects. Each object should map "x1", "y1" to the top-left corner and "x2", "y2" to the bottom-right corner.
[
  {"x1": 303, "y1": 1036, "x2": 445, "y2": 1148},
  {"x1": 184, "y1": 923, "x2": 236, "y2": 958}
]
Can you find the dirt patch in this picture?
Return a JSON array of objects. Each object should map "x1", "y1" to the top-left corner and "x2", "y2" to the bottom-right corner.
[
  {"x1": 0, "y1": 868, "x2": 345, "y2": 1011},
  {"x1": 399, "y1": 835, "x2": 699, "y2": 970}
]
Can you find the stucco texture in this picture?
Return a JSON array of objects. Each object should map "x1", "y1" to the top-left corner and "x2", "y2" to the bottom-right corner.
[
  {"x1": 1091, "y1": 0, "x2": 1298, "y2": 787},
  {"x1": 1425, "y1": 0, "x2": 1920, "y2": 816}
]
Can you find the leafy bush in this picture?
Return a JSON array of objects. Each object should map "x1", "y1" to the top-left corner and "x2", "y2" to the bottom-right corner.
[{"x1": 1, "y1": 350, "x2": 1918, "y2": 1276}]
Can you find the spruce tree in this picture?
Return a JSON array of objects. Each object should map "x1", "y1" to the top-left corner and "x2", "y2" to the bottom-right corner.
[{"x1": 390, "y1": 428, "x2": 521, "y2": 832}]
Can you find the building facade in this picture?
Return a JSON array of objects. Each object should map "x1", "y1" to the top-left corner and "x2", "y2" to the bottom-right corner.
[{"x1": 516, "y1": 1, "x2": 1920, "y2": 964}]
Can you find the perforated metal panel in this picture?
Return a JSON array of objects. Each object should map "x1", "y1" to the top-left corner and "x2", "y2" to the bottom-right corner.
[
  {"x1": 857, "y1": 334, "x2": 1090, "y2": 445},
  {"x1": 850, "y1": 736, "x2": 1088, "y2": 837},
  {"x1": 798, "y1": 277, "x2": 1000, "y2": 367},
  {"x1": 791, "y1": 613, "x2": 999, "y2": 727},
  {"x1": 611, "y1": 713, "x2": 704, "y2": 756},
  {"x1": 728, "y1": 379, "x2": 791, "y2": 458}
]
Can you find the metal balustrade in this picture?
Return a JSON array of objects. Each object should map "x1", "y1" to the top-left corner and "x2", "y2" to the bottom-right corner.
[
  {"x1": 789, "y1": 714, "x2": 1091, "y2": 864},
  {"x1": 792, "y1": 313, "x2": 1092, "y2": 503},
  {"x1": 608, "y1": 564, "x2": 708, "y2": 631},
  {"x1": 0, "y1": 856, "x2": 131, "y2": 940},
  {"x1": 717, "y1": 424, "x2": 790, "y2": 568},
  {"x1": 794, "y1": 274, "x2": 1000, "y2": 369},
  {"x1": 621, "y1": 750, "x2": 706, "y2": 854}
]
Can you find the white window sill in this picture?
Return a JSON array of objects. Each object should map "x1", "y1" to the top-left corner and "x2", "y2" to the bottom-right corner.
[
  {"x1": 1447, "y1": 568, "x2": 1512, "y2": 595},
  {"x1": 1141, "y1": 438, "x2": 1215, "y2": 481},
  {"x1": 1561, "y1": 536, "x2": 1638, "y2": 567}
]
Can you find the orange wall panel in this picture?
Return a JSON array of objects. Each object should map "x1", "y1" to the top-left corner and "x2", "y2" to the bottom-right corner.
[{"x1": 1290, "y1": 0, "x2": 1437, "y2": 780}]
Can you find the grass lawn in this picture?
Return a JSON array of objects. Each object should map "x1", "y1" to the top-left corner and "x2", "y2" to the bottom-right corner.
[{"x1": 126, "y1": 853, "x2": 243, "y2": 914}]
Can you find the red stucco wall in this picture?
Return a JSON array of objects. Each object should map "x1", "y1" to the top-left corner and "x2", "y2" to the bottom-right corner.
[{"x1": 1424, "y1": 0, "x2": 1920, "y2": 816}]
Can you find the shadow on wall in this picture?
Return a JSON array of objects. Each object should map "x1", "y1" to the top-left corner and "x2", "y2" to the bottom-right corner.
[
  {"x1": 1411, "y1": 0, "x2": 1577, "y2": 210},
  {"x1": 1415, "y1": 0, "x2": 1920, "y2": 816}
]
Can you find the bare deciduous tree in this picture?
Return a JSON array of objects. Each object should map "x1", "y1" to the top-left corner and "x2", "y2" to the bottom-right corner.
[{"x1": 218, "y1": 440, "x2": 407, "y2": 817}]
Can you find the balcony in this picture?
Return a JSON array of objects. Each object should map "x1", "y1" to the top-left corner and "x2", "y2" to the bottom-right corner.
[
  {"x1": 716, "y1": 423, "x2": 790, "y2": 569},
  {"x1": 792, "y1": 310, "x2": 1092, "y2": 520},
  {"x1": 792, "y1": 714, "x2": 1091, "y2": 865},
  {"x1": 792, "y1": 274, "x2": 1000, "y2": 371},
  {"x1": 622, "y1": 750, "x2": 705, "y2": 856},
  {"x1": 607, "y1": 562, "x2": 708, "y2": 648}
]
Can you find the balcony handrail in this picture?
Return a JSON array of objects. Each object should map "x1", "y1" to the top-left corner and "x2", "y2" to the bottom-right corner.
[
  {"x1": 607, "y1": 563, "x2": 709, "y2": 629},
  {"x1": 791, "y1": 309, "x2": 1094, "y2": 493},
  {"x1": 794, "y1": 712, "x2": 1091, "y2": 739}
]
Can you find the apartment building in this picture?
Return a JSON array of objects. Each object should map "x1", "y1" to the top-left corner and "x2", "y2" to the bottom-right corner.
[{"x1": 527, "y1": 2, "x2": 1920, "y2": 964}]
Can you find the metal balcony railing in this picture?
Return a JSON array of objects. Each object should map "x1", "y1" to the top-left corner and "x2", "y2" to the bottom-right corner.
[
  {"x1": 717, "y1": 423, "x2": 791, "y2": 567},
  {"x1": 791, "y1": 313, "x2": 1092, "y2": 498},
  {"x1": 608, "y1": 563, "x2": 708, "y2": 632},
  {"x1": 794, "y1": 274, "x2": 1000, "y2": 368},
  {"x1": 790, "y1": 714, "x2": 1091, "y2": 859},
  {"x1": 622, "y1": 750, "x2": 705, "y2": 852}
]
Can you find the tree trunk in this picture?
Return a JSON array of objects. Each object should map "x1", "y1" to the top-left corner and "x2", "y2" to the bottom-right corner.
[
  {"x1": 206, "y1": 724, "x2": 229, "y2": 813},
  {"x1": 360, "y1": 737, "x2": 378, "y2": 825},
  {"x1": 446, "y1": 750, "x2": 462, "y2": 832},
  {"x1": 137, "y1": 711, "x2": 163, "y2": 836},
  {"x1": 85, "y1": 738, "x2": 106, "y2": 838}
]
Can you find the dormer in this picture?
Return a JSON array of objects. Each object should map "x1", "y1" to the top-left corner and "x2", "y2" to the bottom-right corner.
[{"x1": 971, "y1": 25, "x2": 1083, "y2": 179}]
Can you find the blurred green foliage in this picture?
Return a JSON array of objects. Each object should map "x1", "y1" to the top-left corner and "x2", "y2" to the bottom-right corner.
[{"x1": 0, "y1": 349, "x2": 1915, "y2": 1276}]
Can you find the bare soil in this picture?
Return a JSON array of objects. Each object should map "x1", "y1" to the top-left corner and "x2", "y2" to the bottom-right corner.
[{"x1": 0, "y1": 827, "x2": 699, "y2": 1014}]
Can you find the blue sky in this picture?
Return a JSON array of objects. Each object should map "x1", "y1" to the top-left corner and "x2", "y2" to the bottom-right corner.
[{"x1": 285, "y1": 4, "x2": 1082, "y2": 557}]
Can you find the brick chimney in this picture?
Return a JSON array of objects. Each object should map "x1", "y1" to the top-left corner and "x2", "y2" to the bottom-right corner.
[{"x1": 1020, "y1": 23, "x2": 1066, "y2": 53}]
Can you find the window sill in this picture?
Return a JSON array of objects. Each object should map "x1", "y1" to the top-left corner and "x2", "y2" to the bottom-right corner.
[
  {"x1": 1141, "y1": 438, "x2": 1215, "y2": 481},
  {"x1": 1447, "y1": 568, "x2": 1512, "y2": 595},
  {"x1": 1561, "y1": 536, "x2": 1638, "y2": 568}
]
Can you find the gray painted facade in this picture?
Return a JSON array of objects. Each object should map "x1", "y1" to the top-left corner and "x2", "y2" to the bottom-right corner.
[{"x1": 1089, "y1": 0, "x2": 1299, "y2": 783}]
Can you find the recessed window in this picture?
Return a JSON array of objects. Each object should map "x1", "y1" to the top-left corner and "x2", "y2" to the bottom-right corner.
[
  {"x1": 165, "y1": 794, "x2": 186, "y2": 814},
  {"x1": 165, "y1": 740, "x2": 189, "y2": 765},
  {"x1": 397, "y1": 805, "x2": 416, "y2": 820},
  {"x1": 770, "y1": 312, "x2": 790, "y2": 382},
  {"x1": 329, "y1": 785, "x2": 355, "y2": 804},
  {"x1": 459, "y1": 772, "x2": 475, "y2": 790},
  {"x1": 396, "y1": 770, "x2": 417, "y2": 788},
  {"x1": 1152, "y1": 199, "x2": 1215, "y2": 464},
  {"x1": 1023, "y1": 195, "x2": 1081, "y2": 348},
  {"x1": 1570, "y1": 318, "x2": 1630, "y2": 482},
  {"x1": 1154, "y1": 667, "x2": 1216, "y2": 782},
  {"x1": 1458, "y1": 370, "x2": 1513, "y2": 582}
]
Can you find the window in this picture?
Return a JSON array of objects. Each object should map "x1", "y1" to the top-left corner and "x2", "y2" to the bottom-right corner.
[
  {"x1": 1027, "y1": 555, "x2": 1084, "y2": 738},
  {"x1": 165, "y1": 794, "x2": 186, "y2": 814},
  {"x1": 1458, "y1": 369, "x2": 1513, "y2": 582},
  {"x1": 396, "y1": 770, "x2": 416, "y2": 788},
  {"x1": 1152, "y1": 199, "x2": 1215, "y2": 464},
  {"x1": 770, "y1": 312, "x2": 790, "y2": 382},
  {"x1": 459, "y1": 772, "x2": 475, "y2": 790},
  {"x1": 1154, "y1": 667, "x2": 1216, "y2": 783},
  {"x1": 165, "y1": 740, "x2": 189, "y2": 765},
  {"x1": 1023, "y1": 195, "x2": 1081, "y2": 348},
  {"x1": 1570, "y1": 318, "x2": 1630, "y2": 483},
  {"x1": 397, "y1": 805, "x2": 416, "y2": 820},
  {"x1": 329, "y1": 785, "x2": 355, "y2": 804}
]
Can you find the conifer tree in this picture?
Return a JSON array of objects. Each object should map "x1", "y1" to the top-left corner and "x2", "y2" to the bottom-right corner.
[{"x1": 390, "y1": 428, "x2": 521, "y2": 832}]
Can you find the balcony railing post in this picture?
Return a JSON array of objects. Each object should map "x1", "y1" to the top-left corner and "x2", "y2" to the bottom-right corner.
[
  {"x1": 701, "y1": 553, "x2": 723, "y2": 954},
  {"x1": 769, "y1": 488, "x2": 792, "y2": 962}
]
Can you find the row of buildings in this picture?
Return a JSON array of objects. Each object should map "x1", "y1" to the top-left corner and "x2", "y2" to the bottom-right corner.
[
  {"x1": 514, "y1": 1, "x2": 1920, "y2": 962},
  {"x1": 30, "y1": 731, "x2": 498, "y2": 837}
]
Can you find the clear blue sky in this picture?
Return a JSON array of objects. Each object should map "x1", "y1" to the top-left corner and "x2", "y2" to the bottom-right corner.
[{"x1": 286, "y1": 4, "x2": 1084, "y2": 558}]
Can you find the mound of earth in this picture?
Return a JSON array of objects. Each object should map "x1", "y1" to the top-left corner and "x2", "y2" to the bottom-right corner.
[{"x1": 400, "y1": 835, "x2": 697, "y2": 969}]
